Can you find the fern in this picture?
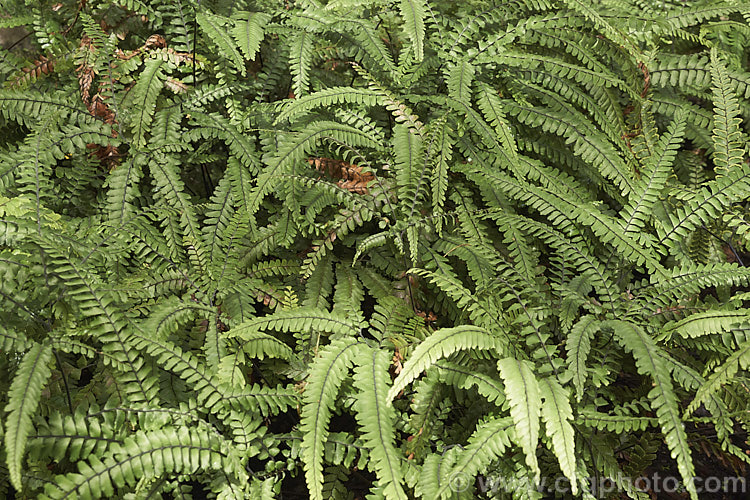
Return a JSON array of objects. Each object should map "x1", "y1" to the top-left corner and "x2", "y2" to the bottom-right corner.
[{"x1": 3, "y1": 0, "x2": 750, "y2": 497}]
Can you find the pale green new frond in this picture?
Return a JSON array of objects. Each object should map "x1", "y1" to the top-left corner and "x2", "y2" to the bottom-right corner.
[
  {"x1": 4, "y1": 343, "x2": 53, "y2": 491},
  {"x1": 606, "y1": 320, "x2": 697, "y2": 500},
  {"x1": 353, "y1": 348, "x2": 407, "y2": 500},
  {"x1": 301, "y1": 338, "x2": 366, "y2": 500},
  {"x1": 497, "y1": 358, "x2": 541, "y2": 482},
  {"x1": 538, "y1": 377, "x2": 577, "y2": 495},
  {"x1": 388, "y1": 325, "x2": 501, "y2": 403}
]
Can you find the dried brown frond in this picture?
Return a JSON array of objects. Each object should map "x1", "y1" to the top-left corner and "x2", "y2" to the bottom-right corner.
[
  {"x1": 308, "y1": 157, "x2": 375, "y2": 194},
  {"x1": 10, "y1": 55, "x2": 55, "y2": 88}
]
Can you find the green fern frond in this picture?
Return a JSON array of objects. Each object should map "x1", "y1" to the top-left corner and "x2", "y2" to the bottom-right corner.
[
  {"x1": 686, "y1": 339, "x2": 750, "y2": 417},
  {"x1": 196, "y1": 12, "x2": 246, "y2": 76},
  {"x1": 435, "y1": 416, "x2": 514, "y2": 498},
  {"x1": 565, "y1": 315, "x2": 600, "y2": 402},
  {"x1": 274, "y1": 87, "x2": 380, "y2": 125},
  {"x1": 660, "y1": 310, "x2": 750, "y2": 341},
  {"x1": 301, "y1": 338, "x2": 365, "y2": 500},
  {"x1": 4, "y1": 343, "x2": 53, "y2": 491},
  {"x1": 129, "y1": 58, "x2": 165, "y2": 148},
  {"x1": 710, "y1": 48, "x2": 745, "y2": 175},
  {"x1": 41, "y1": 427, "x2": 245, "y2": 500},
  {"x1": 352, "y1": 348, "x2": 408, "y2": 499},
  {"x1": 606, "y1": 320, "x2": 698, "y2": 500},
  {"x1": 231, "y1": 11, "x2": 271, "y2": 62},
  {"x1": 497, "y1": 358, "x2": 541, "y2": 482},
  {"x1": 445, "y1": 59, "x2": 474, "y2": 102},
  {"x1": 578, "y1": 409, "x2": 656, "y2": 432},
  {"x1": 388, "y1": 325, "x2": 502, "y2": 403},
  {"x1": 621, "y1": 110, "x2": 685, "y2": 237},
  {"x1": 538, "y1": 377, "x2": 577, "y2": 494},
  {"x1": 399, "y1": 0, "x2": 427, "y2": 61},
  {"x1": 289, "y1": 30, "x2": 315, "y2": 98},
  {"x1": 435, "y1": 362, "x2": 506, "y2": 406}
]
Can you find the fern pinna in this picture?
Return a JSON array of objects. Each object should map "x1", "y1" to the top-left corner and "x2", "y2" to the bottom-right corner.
[{"x1": 2, "y1": 0, "x2": 750, "y2": 498}]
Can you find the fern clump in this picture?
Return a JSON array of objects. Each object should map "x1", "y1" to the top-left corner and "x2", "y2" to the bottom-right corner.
[{"x1": 2, "y1": 0, "x2": 750, "y2": 499}]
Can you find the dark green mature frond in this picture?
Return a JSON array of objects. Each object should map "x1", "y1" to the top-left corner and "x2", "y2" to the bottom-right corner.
[
  {"x1": 687, "y1": 340, "x2": 750, "y2": 417},
  {"x1": 129, "y1": 57, "x2": 165, "y2": 147},
  {"x1": 289, "y1": 30, "x2": 315, "y2": 98},
  {"x1": 620, "y1": 111, "x2": 685, "y2": 238}
]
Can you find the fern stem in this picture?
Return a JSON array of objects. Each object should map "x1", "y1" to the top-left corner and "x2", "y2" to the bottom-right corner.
[{"x1": 53, "y1": 348, "x2": 74, "y2": 415}]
